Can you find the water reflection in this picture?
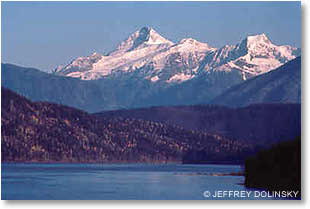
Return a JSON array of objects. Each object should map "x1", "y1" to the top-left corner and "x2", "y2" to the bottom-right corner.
[{"x1": 2, "y1": 163, "x2": 277, "y2": 200}]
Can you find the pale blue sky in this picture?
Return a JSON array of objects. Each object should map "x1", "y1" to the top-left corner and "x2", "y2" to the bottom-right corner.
[{"x1": 1, "y1": 1, "x2": 301, "y2": 71}]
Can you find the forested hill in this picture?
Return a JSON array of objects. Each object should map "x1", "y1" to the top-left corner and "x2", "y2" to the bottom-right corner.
[
  {"x1": 1, "y1": 87, "x2": 255, "y2": 163},
  {"x1": 245, "y1": 136, "x2": 301, "y2": 197},
  {"x1": 96, "y1": 103, "x2": 301, "y2": 144}
]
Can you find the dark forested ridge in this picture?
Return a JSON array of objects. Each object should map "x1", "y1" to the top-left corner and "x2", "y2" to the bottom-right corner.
[
  {"x1": 245, "y1": 137, "x2": 301, "y2": 197},
  {"x1": 97, "y1": 103, "x2": 301, "y2": 144},
  {"x1": 1, "y1": 87, "x2": 256, "y2": 163}
]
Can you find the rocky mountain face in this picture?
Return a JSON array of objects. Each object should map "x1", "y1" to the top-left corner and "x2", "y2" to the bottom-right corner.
[
  {"x1": 55, "y1": 27, "x2": 299, "y2": 83},
  {"x1": 211, "y1": 56, "x2": 301, "y2": 107},
  {"x1": 1, "y1": 87, "x2": 256, "y2": 163}
]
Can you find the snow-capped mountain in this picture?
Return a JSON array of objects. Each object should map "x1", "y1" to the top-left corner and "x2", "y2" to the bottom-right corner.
[
  {"x1": 55, "y1": 27, "x2": 299, "y2": 83},
  {"x1": 211, "y1": 56, "x2": 301, "y2": 107},
  {"x1": 56, "y1": 26, "x2": 216, "y2": 82},
  {"x1": 200, "y1": 33, "x2": 300, "y2": 80}
]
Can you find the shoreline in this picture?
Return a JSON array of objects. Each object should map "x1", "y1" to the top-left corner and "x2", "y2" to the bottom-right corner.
[{"x1": 1, "y1": 161, "x2": 244, "y2": 166}]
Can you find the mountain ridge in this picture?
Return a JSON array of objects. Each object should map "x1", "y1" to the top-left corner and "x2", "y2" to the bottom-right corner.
[
  {"x1": 2, "y1": 62, "x2": 243, "y2": 112},
  {"x1": 54, "y1": 27, "x2": 300, "y2": 82},
  {"x1": 1, "y1": 87, "x2": 256, "y2": 163},
  {"x1": 2, "y1": 29, "x2": 301, "y2": 112},
  {"x1": 96, "y1": 103, "x2": 301, "y2": 144},
  {"x1": 2, "y1": 56, "x2": 301, "y2": 112},
  {"x1": 211, "y1": 56, "x2": 301, "y2": 107}
]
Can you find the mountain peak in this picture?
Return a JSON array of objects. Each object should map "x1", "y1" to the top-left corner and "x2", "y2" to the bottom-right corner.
[
  {"x1": 245, "y1": 33, "x2": 272, "y2": 45},
  {"x1": 111, "y1": 27, "x2": 173, "y2": 55},
  {"x1": 138, "y1": 26, "x2": 155, "y2": 35},
  {"x1": 178, "y1": 38, "x2": 212, "y2": 51},
  {"x1": 137, "y1": 26, "x2": 173, "y2": 45},
  {"x1": 134, "y1": 26, "x2": 152, "y2": 45},
  {"x1": 235, "y1": 33, "x2": 273, "y2": 56}
]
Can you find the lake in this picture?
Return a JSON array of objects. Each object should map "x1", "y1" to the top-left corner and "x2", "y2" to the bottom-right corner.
[{"x1": 1, "y1": 163, "x2": 280, "y2": 200}]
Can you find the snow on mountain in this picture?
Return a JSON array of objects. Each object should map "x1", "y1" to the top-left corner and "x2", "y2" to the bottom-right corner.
[
  {"x1": 200, "y1": 33, "x2": 300, "y2": 80},
  {"x1": 138, "y1": 37, "x2": 214, "y2": 83},
  {"x1": 167, "y1": 73, "x2": 195, "y2": 83},
  {"x1": 109, "y1": 26, "x2": 174, "y2": 55},
  {"x1": 56, "y1": 27, "x2": 176, "y2": 80},
  {"x1": 56, "y1": 52, "x2": 103, "y2": 79},
  {"x1": 55, "y1": 28, "x2": 300, "y2": 82},
  {"x1": 211, "y1": 56, "x2": 301, "y2": 107}
]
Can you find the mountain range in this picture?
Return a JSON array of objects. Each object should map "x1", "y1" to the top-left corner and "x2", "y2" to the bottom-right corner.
[
  {"x1": 55, "y1": 27, "x2": 300, "y2": 83},
  {"x1": 1, "y1": 27, "x2": 301, "y2": 112},
  {"x1": 1, "y1": 26, "x2": 301, "y2": 163}
]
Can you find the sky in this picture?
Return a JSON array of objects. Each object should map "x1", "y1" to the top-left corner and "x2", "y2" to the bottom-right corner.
[{"x1": 1, "y1": 1, "x2": 301, "y2": 72}]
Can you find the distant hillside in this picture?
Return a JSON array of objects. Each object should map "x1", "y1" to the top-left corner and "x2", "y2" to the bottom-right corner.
[
  {"x1": 211, "y1": 56, "x2": 301, "y2": 107},
  {"x1": 97, "y1": 103, "x2": 301, "y2": 144},
  {"x1": 2, "y1": 63, "x2": 242, "y2": 112},
  {"x1": 1, "y1": 87, "x2": 255, "y2": 163},
  {"x1": 1, "y1": 63, "x2": 112, "y2": 112}
]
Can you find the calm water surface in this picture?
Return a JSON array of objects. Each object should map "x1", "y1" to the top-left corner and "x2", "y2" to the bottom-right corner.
[{"x1": 2, "y1": 163, "x2": 278, "y2": 200}]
